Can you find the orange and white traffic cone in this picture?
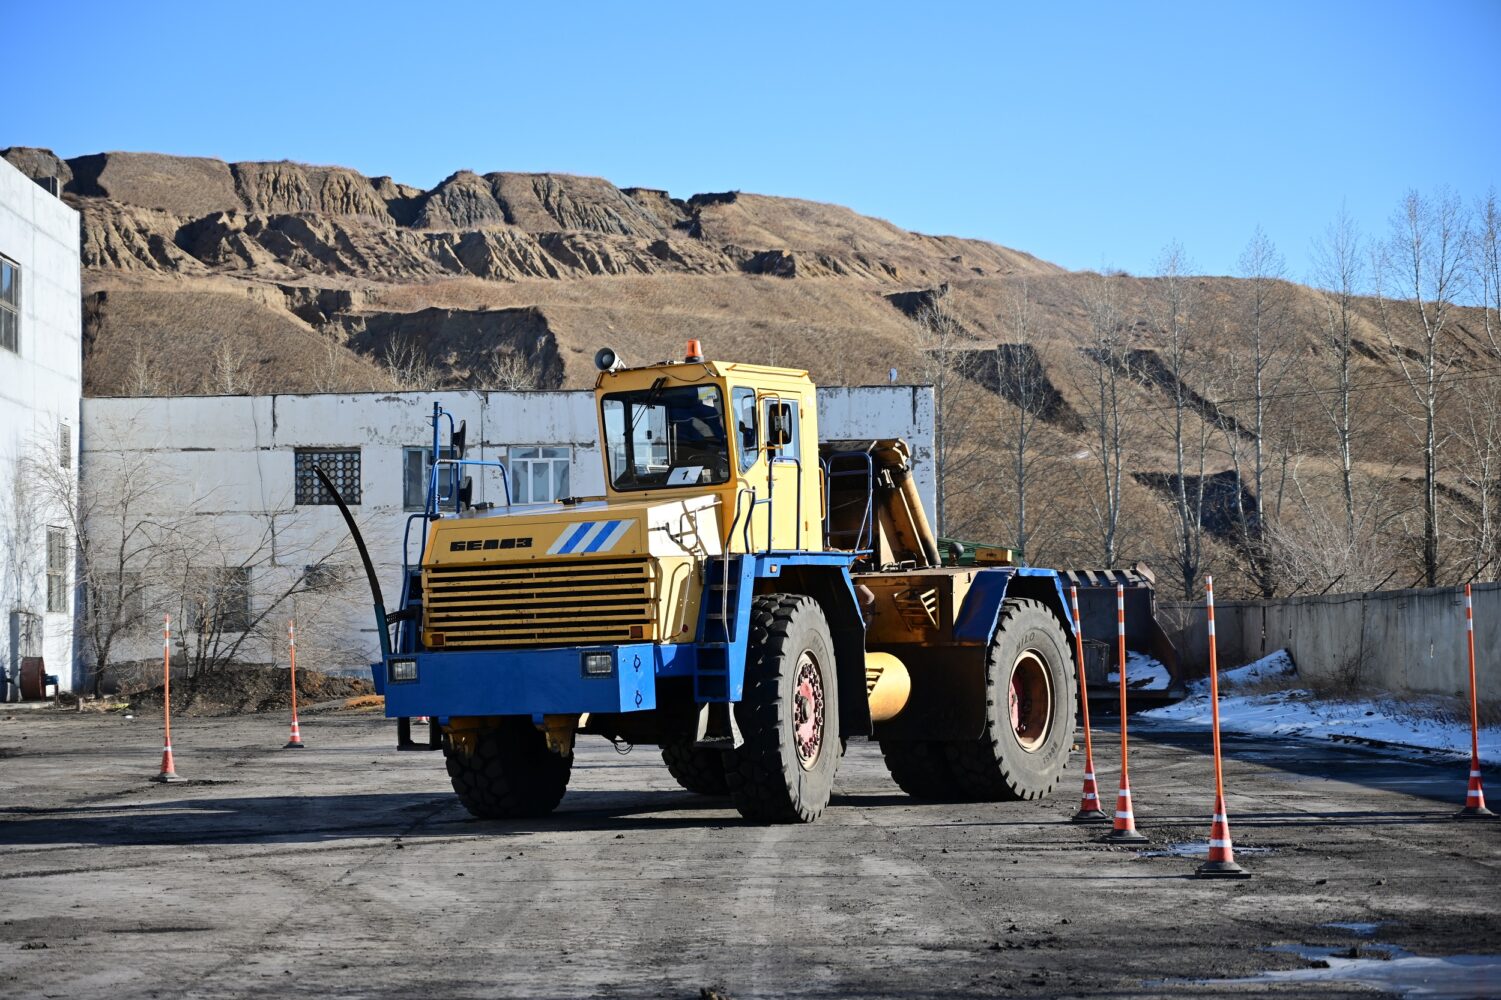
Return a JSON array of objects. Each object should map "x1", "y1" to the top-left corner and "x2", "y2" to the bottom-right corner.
[
  {"x1": 1075, "y1": 768, "x2": 1108, "y2": 824},
  {"x1": 1195, "y1": 576, "x2": 1251, "y2": 877},
  {"x1": 152, "y1": 615, "x2": 183, "y2": 783},
  {"x1": 1104, "y1": 585, "x2": 1147, "y2": 844},
  {"x1": 1457, "y1": 756, "x2": 1494, "y2": 819},
  {"x1": 1196, "y1": 792, "x2": 1249, "y2": 878},
  {"x1": 154, "y1": 740, "x2": 182, "y2": 783},
  {"x1": 284, "y1": 621, "x2": 305, "y2": 749},
  {"x1": 1105, "y1": 779, "x2": 1148, "y2": 844},
  {"x1": 1455, "y1": 585, "x2": 1494, "y2": 820},
  {"x1": 1069, "y1": 586, "x2": 1109, "y2": 824}
]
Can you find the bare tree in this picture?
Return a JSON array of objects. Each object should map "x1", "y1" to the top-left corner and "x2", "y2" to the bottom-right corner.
[
  {"x1": 210, "y1": 343, "x2": 263, "y2": 395},
  {"x1": 1151, "y1": 243, "x2": 1216, "y2": 599},
  {"x1": 1450, "y1": 382, "x2": 1501, "y2": 579},
  {"x1": 382, "y1": 337, "x2": 445, "y2": 391},
  {"x1": 912, "y1": 300, "x2": 990, "y2": 538},
  {"x1": 1310, "y1": 207, "x2": 1367, "y2": 551},
  {"x1": 1446, "y1": 195, "x2": 1501, "y2": 579},
  {"x1": 0, "y1": 450, "x2": 46, "y2": 699},
  {"x1": 26, "y1": 422, "x2": 196, "y2": 697},
  {"x1": 1072, "y1": 273, "x2": 1132, "y2": 567},
  {"x1": 995, "y1": 281, "x2": 1050, "y2": 561},
  {"x1": 1220, "y1": 228, "x2": 1296, "y2": 597},
  {"x1": 1475, "y1": 189, "x2": 1501, "y2": 354},
  {"x1": 478, "y1": 350, "x2": 540, "y2": 390},
  {"x1": 123, "y1": 345, "x2": 178, "y2": 396},
  {"x1": 1269, "y1": 458, "x2": 1398, "y2": 595},
  {"x1": 311, "y1": 339, "x2": 347, "y2": 393},
  {"x1": 171, "y1": 510, "x2": 348, "y2": 679},
  {"x1": 1376, "y1": 188, "x2": 1471, "y2": 587}
]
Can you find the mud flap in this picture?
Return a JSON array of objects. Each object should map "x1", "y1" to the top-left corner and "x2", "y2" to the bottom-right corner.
[{"x1": 694, "y1": 701, "x2": 744, "y2": 750}]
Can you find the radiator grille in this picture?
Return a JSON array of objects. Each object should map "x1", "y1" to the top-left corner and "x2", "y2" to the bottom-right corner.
[{"x1": 423, "y1": 558, "x2": 655, "y2": 649}]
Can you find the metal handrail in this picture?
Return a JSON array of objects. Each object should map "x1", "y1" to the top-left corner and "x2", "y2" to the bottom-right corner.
[{"x1": 823, "y1": 450, "x2": 875, "y2": 554}]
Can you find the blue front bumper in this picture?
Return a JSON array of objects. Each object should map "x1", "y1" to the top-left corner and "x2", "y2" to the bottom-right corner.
[{"x1": 373, "y1": 642, "x2": 695, "y2": 718}]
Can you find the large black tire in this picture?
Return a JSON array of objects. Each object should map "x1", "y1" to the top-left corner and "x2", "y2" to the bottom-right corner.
[
  {"x1": 725, "y1": 594, "x2": 840, "y2": 823},
  {"x1": 660, "y1": 739, "x2": 729, "y2": 795},
  {"x1": 879, "y1": 739, "x2": 965, "y2": 800},
  {"x1": 443, "y1": 719, "x2": 572, "y2": 819},
  {"x1": 944, "y1": 597, "x2": 1075, "y2": 801}
]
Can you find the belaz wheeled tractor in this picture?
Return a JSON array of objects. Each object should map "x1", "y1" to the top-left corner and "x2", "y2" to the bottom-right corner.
[{"x1": 319, "y1": 341, "x2": 1173, "y2": 823}]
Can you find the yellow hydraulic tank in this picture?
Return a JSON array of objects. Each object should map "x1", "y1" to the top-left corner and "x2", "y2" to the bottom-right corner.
[{"x1": 864, "y1": 651, "x2": 911, "y2": 723}]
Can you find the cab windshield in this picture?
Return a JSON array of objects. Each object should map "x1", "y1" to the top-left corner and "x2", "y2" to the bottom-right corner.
[{"x1": 602, "y1": 383, "x2": 730, "y2": 491}]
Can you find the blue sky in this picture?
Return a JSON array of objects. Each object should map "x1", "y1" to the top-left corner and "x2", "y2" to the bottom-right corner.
[{"x1": 7, "y1": 1, "x2": 1499, "y2": 280}]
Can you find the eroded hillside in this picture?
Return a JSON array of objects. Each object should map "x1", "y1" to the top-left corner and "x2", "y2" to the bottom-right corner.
[{"x1": 7, "y1": 146, "x2": 1495, "y2": 597}]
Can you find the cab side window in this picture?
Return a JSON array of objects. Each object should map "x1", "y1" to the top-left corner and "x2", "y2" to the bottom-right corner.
[
  {"x1": 765, "y1": 399, "x2": 799, "y2": 461},
  {"x1": 733, "y1": 388, "x2": 758, "y2": 471}
]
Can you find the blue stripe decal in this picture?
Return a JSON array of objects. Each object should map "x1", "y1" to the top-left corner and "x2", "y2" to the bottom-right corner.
[
  {"x1": 558, "y1": 522, "x2": 594, "y2": 554},
  {"x1": 581, "y1": 520, "x2": 623, "y2": 553}
]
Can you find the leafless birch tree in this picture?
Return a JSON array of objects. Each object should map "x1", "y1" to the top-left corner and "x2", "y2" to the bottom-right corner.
[
  {"x1": 1376, "y1": 188, "x2": 1470, "y2": 587},
  {"x1": 1152, "y1": 243, "x2": 1215, "y2": 599},
  {"x1": 1310, "y1": 207, "x2": 1366, "y2": 551},
  {"x1": 996, "y1": 281, "x2": 1050, "y2": 561},
  {"x1": 1073, "y1": 274, "x2": 1131, "y2": 567},
  {"x1": 913, "y1": 301, "x2": 989, "y2": 538},
  {"x1": 1220, "y1": 228, "x2": 1296, "y2": 596}
]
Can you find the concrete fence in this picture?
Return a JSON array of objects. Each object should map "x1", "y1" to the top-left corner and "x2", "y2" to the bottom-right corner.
[{"x1": 1161, "y1": 582, "x2": 1500, "y2": 701}]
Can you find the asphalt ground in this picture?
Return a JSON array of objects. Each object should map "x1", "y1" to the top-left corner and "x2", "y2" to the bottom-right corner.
[{"x1": 1, "y1": 708, "x2": 1498, "y2": 999}]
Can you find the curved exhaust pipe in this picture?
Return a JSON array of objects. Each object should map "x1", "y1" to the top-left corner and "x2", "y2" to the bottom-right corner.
[{"x1": 314, "y1": 465, "x2": 393, "y2": 658}]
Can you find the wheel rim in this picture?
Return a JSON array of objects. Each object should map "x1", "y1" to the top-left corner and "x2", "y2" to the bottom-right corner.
[
  {"x1": 1009, "y1": 650, "x2": 1053, "y2": 753},
  {"x1": 793, "y1": 650, "x2": 825, "y2": 770}
]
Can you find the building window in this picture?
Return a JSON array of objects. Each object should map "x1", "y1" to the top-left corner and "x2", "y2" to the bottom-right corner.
[
  {"x1": 300, "y1": 563, "x2": 349, "y2": 593},
  {"x1": 59, "y1": 422, "x2": 71, "y2": 469},
  {"x1": 508, "y1": 446, "x2": 570, "y2": 505},
  {"x1": 403, "y1": 446, "x2": 455, "y2": 511},
  {"x1": 46, "y1": 527, "x2": 68, "y2": 613},
  {"x1": 295, "y1": 449, "x2": 361, "y2": 505},
  {"x1": 186, "y1": 567, "x2": 252, "y2": 633},
  {"x1": 0, "y1": 256, "x2": 18, "y2": 354}
]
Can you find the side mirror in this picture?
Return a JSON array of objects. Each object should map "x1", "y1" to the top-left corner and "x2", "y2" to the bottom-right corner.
[
  {"x1": 451, "y1": 419, "x2": 467, "y2": 460},
  {"x1": 457, "y1": 476, "x2": 474, "y2": 510},
  {"x1": 767, "y1": 402, "x2": 794, "y2": 448}
]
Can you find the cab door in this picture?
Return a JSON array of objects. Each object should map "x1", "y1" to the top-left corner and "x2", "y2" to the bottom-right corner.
[
  {"x1": 762, "y1": 394, "x2": 804, "y2": 551},
  {"x1": 730, "y1": 386, "x2": 769, "y2": 552}
]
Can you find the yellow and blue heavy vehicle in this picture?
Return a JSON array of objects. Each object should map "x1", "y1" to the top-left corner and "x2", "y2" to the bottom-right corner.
[{"x1": 318, "y1": 341, "x2": 1172, "y2": 823}]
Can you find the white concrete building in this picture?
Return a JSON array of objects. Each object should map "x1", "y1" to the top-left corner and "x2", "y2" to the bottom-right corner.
[
  {"x1": 0, "y1": 158, "x2": 82, "y2": 699},
  {"x1": 82, "y1": 386, "x2": 935, "y2": 676}
]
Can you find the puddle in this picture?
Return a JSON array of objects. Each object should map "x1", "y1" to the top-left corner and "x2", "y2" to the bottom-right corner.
[
  {"x1": 1137, "y1": 841, "x2": 1275, "y2": 858},
  {"x1": 1214, "y1": 943, "x2": 1501, "y2": 999},
  {"x1": 1322, "y1": 921, "x2": 1384, "y2": 937}
]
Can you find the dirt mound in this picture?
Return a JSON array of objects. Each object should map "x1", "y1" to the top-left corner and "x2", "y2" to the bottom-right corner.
[{"x1": 125, "y1": 665, "x2": 373, "y2": 717}]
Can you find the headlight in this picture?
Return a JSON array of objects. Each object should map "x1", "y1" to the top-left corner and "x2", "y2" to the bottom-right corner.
[
  {"x1": 388, "y1": 659, "x2": 418, "y2": 683},
  {"x1": 581, "y1": 651, "x2": 613, "y2": 677}
]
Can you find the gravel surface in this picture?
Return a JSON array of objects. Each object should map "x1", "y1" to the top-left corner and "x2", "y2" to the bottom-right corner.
[{"x1": 1, "y1": 709, "x2": 1497, "y2": 999}]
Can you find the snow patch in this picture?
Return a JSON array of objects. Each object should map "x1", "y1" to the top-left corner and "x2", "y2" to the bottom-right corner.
[
  {"x1": 1106, "y1": 650, "x2": 1173, "y2": 691},
  {"x1": 1145, "y1": 648, "x2": 1501, "y2": 764}
]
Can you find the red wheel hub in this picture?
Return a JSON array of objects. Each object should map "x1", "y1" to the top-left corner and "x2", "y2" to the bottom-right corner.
[
  {"x1": 1009, "y1": 650, "x2": 1053, "y2": 752},
  {"x1": 793, "y1": 651, "x2": 825, "y2": 770}
]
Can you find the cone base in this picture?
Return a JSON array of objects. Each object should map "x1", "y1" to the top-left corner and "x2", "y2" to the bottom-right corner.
[
  {"x1": 1454, "y1": 805, "x2": 1496, "y2": 819},
  {"x1": 1195, "y1": 859, "x2": 1251, "y2": 879},
  {"x1": 1103, "y1": 828, "x2": 1149, "y2": 844},
  {"x1": 283, "y1": 741, "x2": 306, "y2": 749},
  {"x1": 151, "y1": 772, "x2": 183, "y2": 783},
  {"x1": 1070, "y1": 808, "x2": 1110, "y2": 824}
]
